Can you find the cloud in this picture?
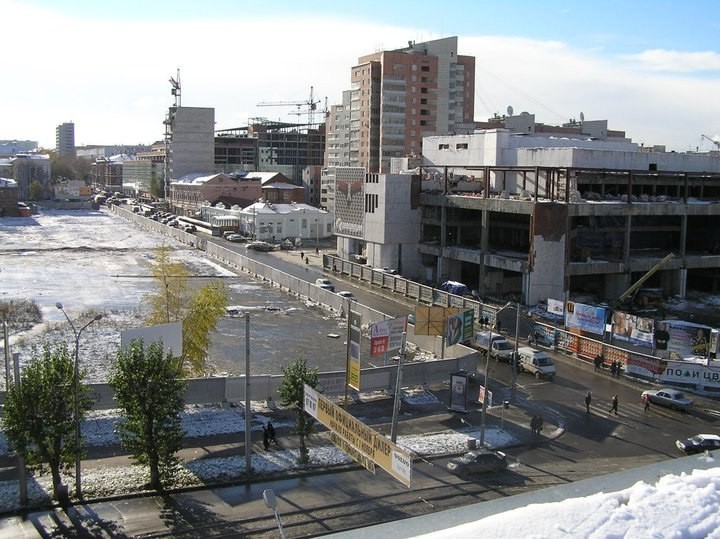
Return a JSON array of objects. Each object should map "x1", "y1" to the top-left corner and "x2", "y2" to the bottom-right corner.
[{"x1": 621, "y1": 49, "x2": 720, "y2": 73}]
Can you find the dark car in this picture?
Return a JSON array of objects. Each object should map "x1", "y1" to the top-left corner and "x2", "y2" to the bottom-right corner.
[
  {"x1": 676, "y1": 434, "x2": 720, "y2": 455},
  {"x1": 446, "y1": 448, "x2": 507, "y2": 475},
  {"x1": 641, "y1": 388, "x2": 693, "y2": 411}
]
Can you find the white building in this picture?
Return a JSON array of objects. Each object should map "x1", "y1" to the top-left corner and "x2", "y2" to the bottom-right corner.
[{"x1": 238, "y1": 201, "x2": 333, "y2": 244}]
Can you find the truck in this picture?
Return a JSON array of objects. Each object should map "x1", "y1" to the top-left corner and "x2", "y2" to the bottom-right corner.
[
  {"x1": 517, "y1": 346, "x2": 557, "y2": 379},
  {"x1": 474, "y1": 331, "x2": 515, "y2": 362}
]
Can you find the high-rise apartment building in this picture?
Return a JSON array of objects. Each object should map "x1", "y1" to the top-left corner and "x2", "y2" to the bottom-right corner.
[
  {"x1": 55, "y1": 122, "x2": 76, "y2": 158},
  {"x1": 325, "y1": 36, "x2": 475, "y2": 173}
]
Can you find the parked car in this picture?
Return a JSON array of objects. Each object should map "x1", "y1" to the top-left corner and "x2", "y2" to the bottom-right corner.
[
  {"x1": 183, "y1": 224, "x2": 196, "y2": 233},
  {"x1": 226, "y1": 234, "x2": 247, "y2": 243},
  {"x1": 676, "y1": 434, "x2": 720, "y2": 455},
  {"x1": 222, "y1": 230, "x2": 239, "y2": 240},
  {"x1": 315, "y1": 278, "x2": 335, "y2": 292},
  {"x1": 280, "y1": 239, "x2": 295, "y2": 250},
  {"x1": 379, "y1": 267, "x2": 398, "y2": 275},
  {"x1": 641, "y1": 388, "x2": 693, "y2": 411},
  {"x1": 337, "y1": 291, "x2": 356, "y2": 301},
  {"x1": 446, "y1": 449, "x2": 508, "y2": 476}
]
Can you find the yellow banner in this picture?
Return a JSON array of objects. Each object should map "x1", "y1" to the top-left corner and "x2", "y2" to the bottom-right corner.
[{"x1": 304, "y1": 385, "x2": 413, "y2": 486}]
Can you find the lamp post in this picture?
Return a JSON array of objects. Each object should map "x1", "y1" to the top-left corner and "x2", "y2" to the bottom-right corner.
[{"x1": 55, "y1": 302, "x2": 102, "y2": 499}]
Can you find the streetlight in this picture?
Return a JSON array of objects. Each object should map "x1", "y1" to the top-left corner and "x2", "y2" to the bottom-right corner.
[{"x1": 55, "y1": 302, "x2": 102, "y2": 499}]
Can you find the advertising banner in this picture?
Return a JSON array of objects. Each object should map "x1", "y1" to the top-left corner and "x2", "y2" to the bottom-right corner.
[
  {"x1": 347, "y1": 311, "x2": 362, "y2": 390},
  {"x1": 449, "y1": 373, "x2": 468, "y2": 412},
  {"x1": 662, "y1": 321, "x2": 712, "y2": 359},
  {"x1": 370, "y1": 316, "x2": 407, "y2": 357},
  {"x1": 611, "y1": 311, "x2": 654, "y2": 348},
  {"x1": 547, "y1": 298, "x2": 564, "y2": 316},
  {"x1": 304, "y1": 384, "x2": 413, "y2": 486},
  {"x1": 565, "y1": 302, "x2": 606, "y2": 335}
]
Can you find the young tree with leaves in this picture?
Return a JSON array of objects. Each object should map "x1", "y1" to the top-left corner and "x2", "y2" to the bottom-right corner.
[
  {"x1": 143, "y1": 244, "x2": 228, "y2": 375},
  {"x1": 278, "y1": 358, "x2": 319, "y2": 465},
  {"x1": 110, "y1": 339, "x2": 187, "y2": 492},
  {"x1": 2, "y1": 343, "x2": 90, "y2": 506}
]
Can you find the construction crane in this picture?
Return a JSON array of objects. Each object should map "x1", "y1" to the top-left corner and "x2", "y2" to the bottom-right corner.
[
  {"x1": 701, "y1": 134, "x2": 720, "y2": 150},
  {"x1": 617, "y1": 252, "x2": 675, "y2": 305},
  {"x1": 257, "y1": 86, "x2": 323, "y2": 127}
]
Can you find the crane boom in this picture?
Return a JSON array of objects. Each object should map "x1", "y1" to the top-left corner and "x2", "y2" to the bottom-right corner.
[
  {"x1": 257, "y1": 86, "x2": 322, "y2": 126},
  {"x1": 617, "y1": 253, "x2": 675, "y2": 303},
  {"x1": 702, "y1": 134, "x2": 720, "y2": 149}
]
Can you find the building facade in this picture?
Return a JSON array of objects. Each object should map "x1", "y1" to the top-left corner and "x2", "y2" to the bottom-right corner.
[
  {"x1": 325, "y1": 36, "x2": 475, "y2": 174},
  {"x1": 55, "y1": 122, "x2": 76, "y2": 158},
  {"x1": 164, "y1": 106, "x2": 215, "y2": 183},
  {"x1": 418, "y1": 118, "x2": 720, "y2": 305}
]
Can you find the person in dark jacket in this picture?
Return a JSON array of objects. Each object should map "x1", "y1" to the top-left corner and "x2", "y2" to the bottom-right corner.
[
  {"x1": 267, "y1": 421, "x2": 277, "y2": 445},
  {"x1": 609, "y1": 394, "x2": 619, "y2": 415},
  {"x1": 585, "y1": 391, "x2": 592, "y2": 413},
  {"x1": 262, "y1": 426, "x2": 270, "y2": 450}
]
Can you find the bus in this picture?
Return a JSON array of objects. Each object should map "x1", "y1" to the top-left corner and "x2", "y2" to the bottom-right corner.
[
  {"x1": 177, "y1": 215, "x2": 216, "y2": 236},
  {"x1": 209, "y1": 215, "x2": 240, "y2": 236}
]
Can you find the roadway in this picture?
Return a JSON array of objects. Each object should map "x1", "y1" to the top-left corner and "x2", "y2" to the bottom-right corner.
[{"x1": 6, "y1": 234, "x2": 718, "y2": 536}]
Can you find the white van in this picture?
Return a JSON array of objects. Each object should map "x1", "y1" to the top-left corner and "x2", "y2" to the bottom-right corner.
[{"x1": 517, "y1": 346, "x2": 556, "y2": 379}]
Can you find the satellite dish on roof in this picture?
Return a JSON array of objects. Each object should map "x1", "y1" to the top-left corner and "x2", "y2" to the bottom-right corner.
[
  {"x1": 580, "y1": 112, "x2": 585, "y2": 122},
  {"x1": 506, "y1": 105, "x2": 514, "y2": 116}
]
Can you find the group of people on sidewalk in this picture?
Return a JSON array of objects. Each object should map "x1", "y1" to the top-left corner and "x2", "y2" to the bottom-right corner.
[
  {"x1": 584, "y1": 391, "x2": 620, "y2": 415},
  {"x1": 593, "y1": 354, "x2": 623, "y2": 377}
]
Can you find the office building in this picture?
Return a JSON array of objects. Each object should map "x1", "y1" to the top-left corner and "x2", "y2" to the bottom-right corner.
[
  {"x1": 325, "y1": 36, "x2": 475, "y2": 173},
  {"x1": 55, "y1": 122, "x2": 76, "y2": 158}
]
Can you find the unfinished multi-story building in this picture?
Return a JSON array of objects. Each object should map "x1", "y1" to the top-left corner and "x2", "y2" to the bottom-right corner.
[
  {"x1": 420, "y1": 112, "x2": 720, "y2": 306},
  {"x1": 325, "y1": 36, "x2": 475, "y2": 174}
]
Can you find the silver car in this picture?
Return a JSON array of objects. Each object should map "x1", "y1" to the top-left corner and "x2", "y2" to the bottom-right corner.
[{"x1": 641, "y1": 388, "x2": 693, "y2": 411}]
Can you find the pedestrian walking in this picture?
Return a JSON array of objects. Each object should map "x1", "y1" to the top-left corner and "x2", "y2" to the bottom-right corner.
[
  {"x1": 262, "y1": 425, "x2": 270, "y2": 450},
  {"x1": 585, "y1": 391, "x2": 592, "y2": 413},
  {"x1": 300, "y1": 251, "x2": 305, "y2": 261},
  {"x1": 536, "y1": 415, "x2": 543, "y2": 434},
  {"x1": 609, "y1": 394, "x2": 619, "y2": 415},
  {"x1": 610, "y1": 361, "x2": 617, "y2": 377},
  {"x1": 530, "y1": 415, "x2": 538, "y2": 435},
  {"x1": 594, "y1": 353, "x2": 603, "y2": 371},
  {"x1": 642, "y1": 393, "x2": 650, "y2": 411},
  {"x1": 267, "y1": 421, "x2": 277, "y2": 445}
]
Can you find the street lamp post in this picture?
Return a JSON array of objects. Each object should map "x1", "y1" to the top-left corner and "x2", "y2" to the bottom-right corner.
[{"x1": 55, "y1": 302, "x2": 102, "y2": 499}]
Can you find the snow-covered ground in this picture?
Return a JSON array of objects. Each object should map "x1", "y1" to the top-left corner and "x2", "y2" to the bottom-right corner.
[{"x1": 0, "y1": 390, "x2": 516, "y2": 513}]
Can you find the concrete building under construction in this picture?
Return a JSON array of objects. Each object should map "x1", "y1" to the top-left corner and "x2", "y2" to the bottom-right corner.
[{"x1": 417, "y1": 112, "x2": 720, "y2": 307}]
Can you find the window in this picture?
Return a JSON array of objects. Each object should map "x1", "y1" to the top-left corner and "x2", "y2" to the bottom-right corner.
[
  {"x1": 439, "y1": 144, "x2": 450, "y2": 150},
  {"x1": 456, "y1": 143, "x2": 468, "y2": 150}
]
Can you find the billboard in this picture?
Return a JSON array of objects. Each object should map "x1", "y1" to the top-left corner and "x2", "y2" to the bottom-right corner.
[
  {"x1": 346, "y1": 311, "x2": 362, "y2": 390},
  {"x1": 120, "y1": 322, "x2": 183, "y2": 357},
  {"x1": 661, "y1": 321, "x2": 712, "y2": 359},
  {"x1": 370, "y1": 316, "x2": 407, "y2": 357},
  {"x1": 446, "y1": 308, "x2": 474, "y2": 346},
  {"x1": 413, "y1": 306, "x2": 446, "y2": 337},
  {"x1": 303, "y1": 384, "x2": 413, "y2": 487},
  {"x1": 611, "y1": 311, "x2": 654, "y2": 348},
  {"x1": 565, "y1": 302, "x2": 606, "y2": 335},
  {"x1": 334, "y1": 167, "x2": 365, "y2": 239}
]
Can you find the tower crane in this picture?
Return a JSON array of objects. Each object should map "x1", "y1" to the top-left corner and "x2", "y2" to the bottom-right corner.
[
  {"x1": 257, "y1": 86, "x2": 323, "y2": 128},
  {"x1": 701, "y1": 134, "x2": 720, "y2": 150}
]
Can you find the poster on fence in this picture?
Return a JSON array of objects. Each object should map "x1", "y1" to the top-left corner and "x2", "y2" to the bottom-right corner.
[{"x1": 565, "y1": 302, "x2": 606, "y2": 335}]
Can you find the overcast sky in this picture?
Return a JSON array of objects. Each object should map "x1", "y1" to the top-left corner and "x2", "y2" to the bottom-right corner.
[{"x1": 3, "y1": 0, "x2": 720, "y2": 152}]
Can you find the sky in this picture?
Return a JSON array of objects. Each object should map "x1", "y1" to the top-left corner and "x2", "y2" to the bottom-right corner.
[{"x1": 2, "y1": 0, "x2": 720, "y2": 153}]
